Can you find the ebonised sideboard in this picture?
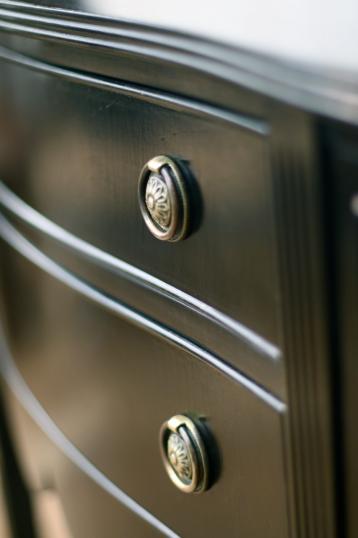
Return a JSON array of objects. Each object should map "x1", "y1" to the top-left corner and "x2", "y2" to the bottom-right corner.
[{"x1": 0, "y1": 2, "x2": 357, "y2": 537}]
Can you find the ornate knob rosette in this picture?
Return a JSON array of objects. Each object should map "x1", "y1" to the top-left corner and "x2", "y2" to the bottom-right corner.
[
  {"x1": 138, "y1": 155, "x2": 192, "y2": 241},
  {"x1": 145, "y1": 174, "x2": 171, "y2": 229},
  {"x1": 159, "y1": 414, "x2": 210, "y2": 494}
]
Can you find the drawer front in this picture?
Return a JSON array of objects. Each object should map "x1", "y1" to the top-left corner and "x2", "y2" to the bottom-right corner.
[
  {"x1": 0, "y1": 56, "x2": 282, "y2": 354},
  {"x1": 0, "y1": 209, "x2": 285, "y2": 396},
  {"x1": 3, "y1": 392, "x2": 164, "y2": 538},
  {"x1": 0, "y1": 244, "x2": 289, "y2": 538}
]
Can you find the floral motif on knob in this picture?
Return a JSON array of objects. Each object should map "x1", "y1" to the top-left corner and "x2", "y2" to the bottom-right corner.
[
  {"x1": 167, "y1": 432, "x2": 193, "y2": 482},
  {"x1": 145, "y1": 174, "x2": 171, "y2": 229}
]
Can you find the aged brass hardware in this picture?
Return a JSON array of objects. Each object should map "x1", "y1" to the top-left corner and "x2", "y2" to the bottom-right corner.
[
  {"x1": 159, "y1": 414, "x2": 210, "y2": 493},
  {"x1": 138, "y1": 155, "x2": 191, "y2": 241}
]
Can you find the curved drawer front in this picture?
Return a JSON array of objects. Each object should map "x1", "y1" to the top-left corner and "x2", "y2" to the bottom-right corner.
[
  {"x1": 0, "y1": 203, "x2": 284, "y2": 396},
  {"x1": 0, "y1": 244, "x2": 289, "y2": 538},
  {"x1": 0, "y1": 54, "x2": 282, "y2": 356},
  {"x1": 2, "y1": 393, "x2": 166, "y2": 537}
]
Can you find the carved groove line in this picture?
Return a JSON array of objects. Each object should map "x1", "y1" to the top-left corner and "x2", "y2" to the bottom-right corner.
[
  {"x1": 0, "y1": 328, "x2": 180, "y2": 538},
  {"x1": 0, "y1": 181, "x2": 280, "y2": 361},
  {"x1": 0, "y1": 2, "x2": 357, "y2": 124},
  {"x1": 0, "y1": 213, "x2": 285, "y2": 411},
  {"x1": 273, "y1": 142, "x2": 335, "y2": 538},
  {"x1": 0, "y1": 43, "x2": 267, "y2": 134}
]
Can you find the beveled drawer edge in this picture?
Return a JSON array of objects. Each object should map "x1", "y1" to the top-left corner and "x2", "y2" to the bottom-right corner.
[
  {"x1": 0, "y1": 328, "x2": 180, "y2": 538},
  {"x1": 1, "y1": 2, "x2": 358, "y2": 126},
  {"x1": 0, "y1": 182, "x2": 281, "y2": 362},
  {"x1": 0, "y1": 44, "x2": 267, "y2": 134},
  {"x1": 0, "y1": 213, "x2": 285, "y2": 412}
]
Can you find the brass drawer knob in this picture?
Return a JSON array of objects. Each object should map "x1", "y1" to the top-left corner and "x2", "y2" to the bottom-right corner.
[
  {"x1": 159, "y1": 414, "x2": 210, "y2": 493},
  {"x1": 138, "y1": 155, "x2": 191, "y2": 242}
]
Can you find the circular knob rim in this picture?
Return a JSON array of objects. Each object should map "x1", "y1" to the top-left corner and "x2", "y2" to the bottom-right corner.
[
  {"x1": 159, "y1": 414, "x2": 209, "y2": 494},
  {"x1": 138, "y1": 155, "x2": 190, "y2": 242}
]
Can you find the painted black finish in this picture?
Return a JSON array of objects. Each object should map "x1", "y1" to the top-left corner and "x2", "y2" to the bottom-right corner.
[
  {"x1": 0, "y1": 2, "x2": 358, "y2": 124},
  {"x1": 1, "y1": 245, "x2": 289, "y2": 538},
  {"x1": 0, "y1": 54, "x2": 284, "y2": 395},
  {"x1": 0, "y1": 212, "x2": 283, "y2": 410},
  {"x1": 0, "y1": 2, "x2": 354, "y2": 538},
  {"x1": 2, "y1": 386, "x2": 164, "y2": 537}
]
